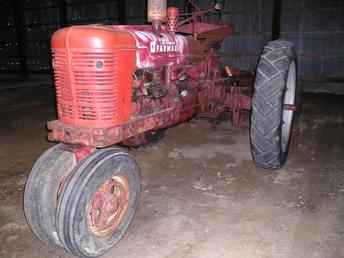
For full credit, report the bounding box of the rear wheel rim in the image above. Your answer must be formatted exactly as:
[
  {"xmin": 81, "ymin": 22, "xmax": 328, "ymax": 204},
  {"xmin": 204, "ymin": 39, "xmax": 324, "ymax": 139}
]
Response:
[
  {"xmin": 281, "ymin": 61, "xmax": 296, "ymax": 152},
  {"xmin": 87, "ymin": 175, "xmax": 130, "ymax": 237}
]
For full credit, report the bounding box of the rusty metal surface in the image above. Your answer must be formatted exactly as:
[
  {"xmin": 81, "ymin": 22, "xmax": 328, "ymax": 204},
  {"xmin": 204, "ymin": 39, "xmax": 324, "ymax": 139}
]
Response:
[
  {"xmin": 48, "ymin": 2, "xmax": 253, "ymax": 148},
  {"xmin": 48, "ymin": 107, "xmax": 180, "ymax": 147},
  {"xmin": 87, "ymin": 175, "xmax": 130, "ymax": 237},
  {"xmin": 48, "ymin": 61, "xmax": 253, "ymax": 147}
]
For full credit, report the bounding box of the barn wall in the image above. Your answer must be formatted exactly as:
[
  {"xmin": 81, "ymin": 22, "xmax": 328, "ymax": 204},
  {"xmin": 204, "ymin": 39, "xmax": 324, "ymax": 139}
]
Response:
[
  {"xmin": 0, "ymin": 0, "xmax": 127, "ymax": 73},
  {"xmin": 0, "ymin": 0, "xmax": 274, "ymax": 73},
  {"xmin": 0, "ymin": 0, "xmax": 343, "ymax": 94},
  {"xmin": 0, "ymin": 1, "xmax": 21, "ymax": 71},
  {"xmin": 280, "ymin": 0, "xmax": 344, "ymax": 93},
  {"xmin": 219, "ymin": 0, "xmax": 273, "ymax": 72}
]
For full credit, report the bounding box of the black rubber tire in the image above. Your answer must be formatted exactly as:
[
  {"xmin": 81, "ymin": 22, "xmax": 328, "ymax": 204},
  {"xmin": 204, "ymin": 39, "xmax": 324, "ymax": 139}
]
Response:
[
  {"xmin": 250, "ymin": 40, "xmax": 298, "ymax": 169},
  {"xmin": 56, "ymin": 148, "xmax": 141, "ymax": 258},
  {"xmin": 24, "ymin": 144, "xmax": 76, "ymax": 247}
]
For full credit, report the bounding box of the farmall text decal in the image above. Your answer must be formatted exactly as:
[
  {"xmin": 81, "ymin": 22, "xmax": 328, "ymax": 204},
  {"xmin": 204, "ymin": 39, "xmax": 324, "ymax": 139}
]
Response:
[{"xmin": 150, "ymin": 40, "xmax": 177, "ymax": 53}]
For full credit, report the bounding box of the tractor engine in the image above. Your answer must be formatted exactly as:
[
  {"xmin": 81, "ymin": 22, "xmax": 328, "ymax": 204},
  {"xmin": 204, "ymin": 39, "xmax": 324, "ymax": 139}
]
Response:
[{"xmin": 48, "ymin": 8, "xmax": 250, "ymax": 148}]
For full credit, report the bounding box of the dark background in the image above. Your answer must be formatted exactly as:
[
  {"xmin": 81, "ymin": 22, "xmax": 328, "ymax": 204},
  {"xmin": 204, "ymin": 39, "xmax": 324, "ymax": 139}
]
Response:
[{"xmin": 0, "ymin": 0, "xmax": 343, "ymax": 93}]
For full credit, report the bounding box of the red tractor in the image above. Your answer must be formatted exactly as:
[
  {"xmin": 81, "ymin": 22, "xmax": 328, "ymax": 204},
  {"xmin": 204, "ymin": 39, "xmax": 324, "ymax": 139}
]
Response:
[{"xmin": 24, "ymin": 1, "xmax": 298, "ymax": 257}]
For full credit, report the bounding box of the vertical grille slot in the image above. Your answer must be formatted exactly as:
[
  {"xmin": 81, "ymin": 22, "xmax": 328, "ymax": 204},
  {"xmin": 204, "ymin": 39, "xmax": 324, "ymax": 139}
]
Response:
[
  {"xmin": 52, "ymin": 49, "xmax": 119, "ymax": 127},
  {"xmin": 52, "ymin": 49, "xmax": 74, "ymax": 119}
]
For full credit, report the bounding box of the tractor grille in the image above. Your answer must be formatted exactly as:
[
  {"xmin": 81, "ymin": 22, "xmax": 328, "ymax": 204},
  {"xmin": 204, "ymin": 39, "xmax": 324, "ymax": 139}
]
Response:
[{"xmin": 52, "ymin": 49, "xmax": 119, "ymax": 128}]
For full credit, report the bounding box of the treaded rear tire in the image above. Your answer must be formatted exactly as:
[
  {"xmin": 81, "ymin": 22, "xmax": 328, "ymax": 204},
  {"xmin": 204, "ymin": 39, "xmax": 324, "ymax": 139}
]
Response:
[{"xmin": 250, "ymin": 40, "xmax": 298, "ymax": 169}]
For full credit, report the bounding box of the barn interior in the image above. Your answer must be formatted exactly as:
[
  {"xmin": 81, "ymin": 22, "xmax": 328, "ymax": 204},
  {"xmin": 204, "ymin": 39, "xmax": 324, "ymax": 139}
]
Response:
[{"xmin": 0, "ymin": 1, "xmax": 343, "ymax": 258}]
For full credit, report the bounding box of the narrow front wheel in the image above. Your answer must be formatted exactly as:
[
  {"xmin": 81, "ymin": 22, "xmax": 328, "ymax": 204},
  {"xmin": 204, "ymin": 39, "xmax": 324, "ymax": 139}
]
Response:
[
  {"xmin": 24, "ymin": 144, "xmax": 76, "ymax": 247},
  {"xmin": 56, "ymin": 148, "xmax": 141, "ymax": 258}
]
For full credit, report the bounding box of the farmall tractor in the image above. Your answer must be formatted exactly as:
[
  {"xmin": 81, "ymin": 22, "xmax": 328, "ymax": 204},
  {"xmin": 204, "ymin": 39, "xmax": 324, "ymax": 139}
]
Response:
[{"xmin": 24, "ymin": 0, "xmax": 298, "ymax": 257}]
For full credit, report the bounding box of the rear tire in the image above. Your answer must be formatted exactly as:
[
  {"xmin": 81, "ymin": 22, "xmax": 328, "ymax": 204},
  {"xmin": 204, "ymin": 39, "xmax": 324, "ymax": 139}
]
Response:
[
  {"xmin": 24, "ymin": 144, "xmax": 76, "ymax": 247},
  {"xmin": 56, "ymin": 148, "xmax": 140, "ymax": 258},
  {"xmin": 250, "ymin": 40, "xmax": 298, "ymax": 169}
]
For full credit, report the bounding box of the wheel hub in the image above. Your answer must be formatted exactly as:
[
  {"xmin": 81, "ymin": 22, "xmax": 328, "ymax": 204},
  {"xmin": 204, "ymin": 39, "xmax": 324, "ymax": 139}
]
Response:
[
  {"xmin": 281, "ymin": 61, "xmax": 296, "ymax": 152},
  {"xmin": 87, "ymin": 176, "xmax": 130, "ymax": 237}
]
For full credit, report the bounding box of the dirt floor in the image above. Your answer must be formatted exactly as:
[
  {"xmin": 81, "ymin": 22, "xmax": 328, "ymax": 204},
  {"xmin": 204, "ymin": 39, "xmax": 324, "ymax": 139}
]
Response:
[{"xmin": 0, "ymin": 85, "xmax": 344, "ymax": 258}]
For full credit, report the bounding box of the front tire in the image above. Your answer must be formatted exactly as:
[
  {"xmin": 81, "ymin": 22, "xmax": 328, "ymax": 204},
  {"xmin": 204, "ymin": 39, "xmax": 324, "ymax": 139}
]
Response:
[
  {"xmin": 250, "ymin": 40, "xmax": 298, "ymax": 169},
  {"xmin": 24, "ymin": 144, "xmax": 76, "ymax": 247},
  {"xmin": 56, "ymin": 148, "xmax": 141, "ymax": 258}
]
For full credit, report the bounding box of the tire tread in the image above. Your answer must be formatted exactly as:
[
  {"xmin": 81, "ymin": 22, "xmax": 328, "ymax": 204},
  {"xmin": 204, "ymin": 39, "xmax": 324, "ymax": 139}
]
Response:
[{"xmin": 250, "ymin": 40, "xmax": 297, "ymax": 169}]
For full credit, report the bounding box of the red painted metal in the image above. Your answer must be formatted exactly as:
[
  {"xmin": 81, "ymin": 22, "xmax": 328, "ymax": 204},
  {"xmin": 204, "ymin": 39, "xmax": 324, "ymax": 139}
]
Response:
[
  {"xmin": 48, "ymin": 107, "xmax": 179, "ymax": 147},
  {"xmin": 48, "ymin": 4, "xmax": 252, "ymax": 148},
  {"xmin": 283, "ymin": 104, "xmax": 296, "ymax": 111},
  {"xmin": 52, "ymin": 26, "xmax": 136, "ymax": 128},
  {"xmin": 73, "ymin": 146, "xmax": 94, "ymax": 162},
  {"xmin": 114, "ymin": 26, "xmax": 188, "ymax": 68},
  {"xmin": 226, "ymin": 86, "xmax": 252, "ymax": 127},
  {"xmin": 167, "ymin": 7, "xmax": 179, "ymax": 32},
  {"xmin": 178, "ymin": 22, "xmax": 233, "ymax": 39},
  {"xmin": 87, "ymin": 176, "xmax": 130, "ymax": 237}
]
